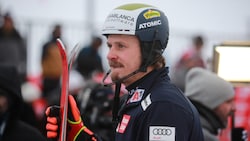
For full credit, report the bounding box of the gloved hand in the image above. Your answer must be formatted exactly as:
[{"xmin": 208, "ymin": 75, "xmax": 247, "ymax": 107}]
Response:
[
  {"xmin": 46, "ymin": 95, "xmax": 102, "ymax": 141},
  {"xmin": 46, "ymin": 105, "xmax": 60, "ymax": 139}
]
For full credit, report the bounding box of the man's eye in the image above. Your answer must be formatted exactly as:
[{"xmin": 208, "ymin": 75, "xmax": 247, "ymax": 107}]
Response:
[
  {"xmin": 106, "ymin": 43, "xmax": 112, "ymax": 49},
  {"xmin": 118, "ymin": 44, "xmax": 125, "ymax": 48}
]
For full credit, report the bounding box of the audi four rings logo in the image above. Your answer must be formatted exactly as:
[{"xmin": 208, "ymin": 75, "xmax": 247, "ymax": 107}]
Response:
[{"xmin": 153, "ymin": 128, "xmax": 172, "ymax": 135}]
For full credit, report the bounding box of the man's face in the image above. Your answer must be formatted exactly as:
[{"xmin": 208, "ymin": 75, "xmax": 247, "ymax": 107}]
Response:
[
  {"xmin": 106, "ymin": 34, "xmax": 142, "ymax": 86},
  {"xmin": 214, "ymin": 98, "xmax": 235, "ymax": 125}
]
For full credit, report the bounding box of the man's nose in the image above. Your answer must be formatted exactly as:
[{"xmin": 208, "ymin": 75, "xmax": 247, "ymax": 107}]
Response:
[
  {"xmin": 231, "ymin": 101, "xmax": 236, "ymax": 112},
  {"xmin": 107, "ymin": 48, "xmax": 118, "ymax": 61}
]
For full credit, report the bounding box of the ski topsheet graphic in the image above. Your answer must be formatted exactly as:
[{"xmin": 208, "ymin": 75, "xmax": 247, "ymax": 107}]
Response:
[{"xmin": 56, "ymin": 39, "xmax": 80, "ymax": 141}]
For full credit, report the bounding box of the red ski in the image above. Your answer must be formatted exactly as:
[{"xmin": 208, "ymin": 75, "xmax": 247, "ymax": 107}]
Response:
[{"xmin": 56, "ymin": 39, "xmax": 80, "ymax": 141}]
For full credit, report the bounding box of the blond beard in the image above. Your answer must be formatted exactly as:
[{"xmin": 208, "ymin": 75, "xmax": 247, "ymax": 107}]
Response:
[{"xmin": 110, "ymin": 71, "xmax": 120, "ymax": 82}]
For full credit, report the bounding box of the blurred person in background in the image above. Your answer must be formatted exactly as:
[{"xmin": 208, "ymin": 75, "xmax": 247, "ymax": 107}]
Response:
[
  {"xmin": 73, "ymin": 36, "xmax": 114, "ymax": 140},
  {"xmin": 0, "ymin": 12, "xmax": 27, "ymax": 83},
  {"xmin": 219, "ymin": 86, "xmax": 250, "ymax": 141},
  {"xmin": 76, "ymin": 36, "xmax": 104, "ymax": 79},
  {"xmin": 184, "ymin": 67, "xmax": 236, "ymax": 141},
  {"xmin": 39, "ymin": 24, "xmax": 66, "ymax": 136},
  {"xmin": 75, "ymin": 76, "xmax": 114, "ymax": 141},
  {"xmin": 0, "ymin": 65, "xmax": 47, "ymax": 141},
  {"xmin": 172, "ymin": 35, "xmax": 206, "ymax": 91},
  {"xmin": 41, "ymin": 24, "xmax": 63, "ymax": 98}
]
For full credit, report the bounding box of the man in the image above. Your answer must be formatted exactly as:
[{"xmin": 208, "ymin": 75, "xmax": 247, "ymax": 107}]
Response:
[
  {"xmin": 46, "ymin": 3, "xmax": 204, "ymax": 141},
  {"xmin": 0, "ymin": 65, "xmax": 47, "ymax": 141},
  {"xmin": 172, "ymin": 35, "xmax": 206, "ymax": 91},
  {"xmin": 0, "ymin": 13, "xmax": 27, "ymax": 83},
  {"xmin": 76, "ymin": 36, "xmax": 104, "ymax": 79},
  {"xmin": 41, "ymin": 24, "xmax": 63, "ymax": 97},
  {"xmin": 184, "ymin": 67, "xmax": 235, "ymax": 141}
]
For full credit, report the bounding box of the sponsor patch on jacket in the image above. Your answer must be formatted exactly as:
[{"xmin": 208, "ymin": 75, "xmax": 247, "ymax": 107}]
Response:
[
  {"xmin": 141, "ymin": 93, "xmax": 152, "ymax": 111},
  {"xmin": 149, "ymin": 126, "xmax": 175, "ymax": 141},
  {"xmin": 128, "ymin": 89, "xmax": 144, "ymax": 103},
  {"xmin": 116, "ymin": 114, "xmax": 131, "ymax": 133}
]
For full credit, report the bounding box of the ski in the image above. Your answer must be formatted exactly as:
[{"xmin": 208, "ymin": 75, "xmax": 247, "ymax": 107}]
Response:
[{"xmin": 56, "ymin": 39, "xmax": 80, "ymax": 141}]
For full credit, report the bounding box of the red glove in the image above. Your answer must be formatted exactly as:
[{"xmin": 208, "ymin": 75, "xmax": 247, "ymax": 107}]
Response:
[
  {"xmin": 46, "ymin": 105, "xmax": 60, "ymax": 139},
  {"xmin": 45, "ymin": 95, "xmax": 101, "ymax": 141}
]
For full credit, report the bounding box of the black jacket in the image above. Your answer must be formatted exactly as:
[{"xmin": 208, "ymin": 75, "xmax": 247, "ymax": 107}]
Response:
[
  {"xmin": 115, "ymin": 67, "xmax": 204, "ymax": 141},
  {"xmin": 1, "ymin": 120, "xmax": 47, "ymax": 141},
  {"xmin": 0, "ymin": 65, "xmax": 47, "ymax": 141}
]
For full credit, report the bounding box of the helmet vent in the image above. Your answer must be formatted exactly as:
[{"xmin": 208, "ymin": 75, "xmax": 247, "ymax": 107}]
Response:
[{"xmin": 117, "ymin": 29, "xmax": 131, "ymax": 32}]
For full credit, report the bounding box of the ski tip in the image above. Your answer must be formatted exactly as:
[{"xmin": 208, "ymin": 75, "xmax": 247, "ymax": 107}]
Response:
[
  {"xmin": 56, "ymin": 38, "xmax": 63, "ymax": 44},
  {"xmin": 56, "ymin": 38, "xmax": 66, "ymax": 51},
  {"xmin": 72, "ymin": 43, "xmax": 81, "ymax": 52}
]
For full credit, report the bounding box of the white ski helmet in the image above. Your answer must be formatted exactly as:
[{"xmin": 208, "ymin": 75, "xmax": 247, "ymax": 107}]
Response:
[{"xmin": 102, "ymin": 3, "xmax": 169, "ymax": 70}]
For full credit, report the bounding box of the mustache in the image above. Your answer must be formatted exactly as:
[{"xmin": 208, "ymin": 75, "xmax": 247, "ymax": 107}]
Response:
[{"xmin": 109, "ymin": 61, "xmax": 123, "ymax": 68}]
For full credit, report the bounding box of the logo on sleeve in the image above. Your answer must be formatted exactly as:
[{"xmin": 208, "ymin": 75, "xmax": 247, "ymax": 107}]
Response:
[
  {"xmin": 116, "ymin": 114, "xmax": 131, "ymax": 133},
  {"xmin": 128, "ymin": 89, "xmax": 144, "ymax": 103},
  {"xmin": 141, "ymin": 93, "xmax": 152, "ymax": 111},
  {"xmin": 149, "ymin": 126, "xmax": 175, "ymax": 141}
]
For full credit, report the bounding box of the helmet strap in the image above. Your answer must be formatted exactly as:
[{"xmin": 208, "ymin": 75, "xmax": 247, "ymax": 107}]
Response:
[
  {"xmin": 140, "ymin": 29, "xmax": 159, "ymax": 72},
  {"xmin": 112, "ymin": 82, "xmax": 121, "ymax": 124},
  {"xmin": 102, "ymin": 69, "xmax": 141, "ymax": 87}
]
